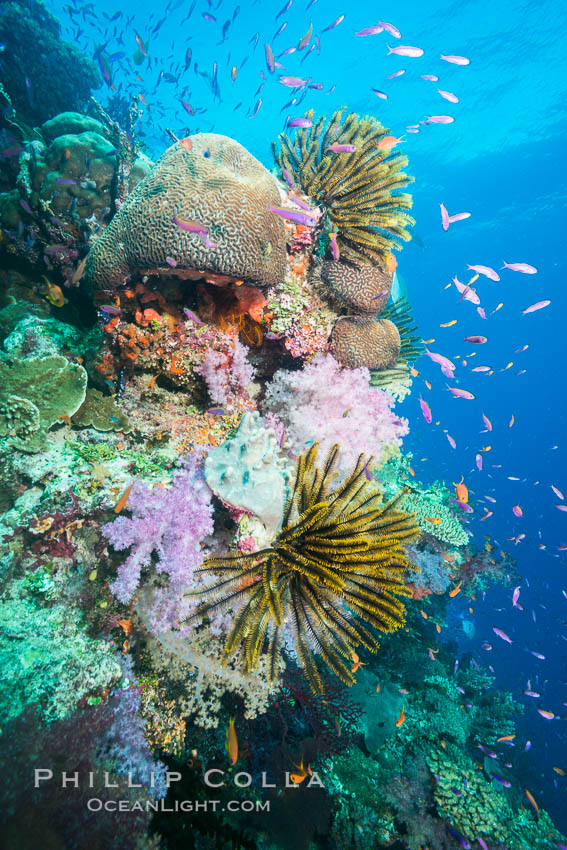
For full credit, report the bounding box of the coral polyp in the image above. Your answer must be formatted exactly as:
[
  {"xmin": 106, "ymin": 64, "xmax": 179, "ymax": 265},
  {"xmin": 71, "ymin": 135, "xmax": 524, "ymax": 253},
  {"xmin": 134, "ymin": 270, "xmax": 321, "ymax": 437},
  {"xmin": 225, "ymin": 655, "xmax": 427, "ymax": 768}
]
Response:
[{"xmin": 185, "ymin": 443, "xmax": 419, "ymax": 694}]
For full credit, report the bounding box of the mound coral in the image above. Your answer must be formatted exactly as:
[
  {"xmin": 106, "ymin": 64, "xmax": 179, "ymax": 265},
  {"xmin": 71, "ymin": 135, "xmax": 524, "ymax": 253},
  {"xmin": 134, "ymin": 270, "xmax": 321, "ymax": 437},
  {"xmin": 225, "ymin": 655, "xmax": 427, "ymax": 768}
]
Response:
[
  {"xmin": 321, "ymin": 255, "xmax": 393, "ymax": 314},
  {"xmin": 85, "ymin": 134, "xmax": 287, "ymax": 291},
  {"xmin": 404, "ymin": 487, "xmax": 469, "ymax": 547},
  {"xmin": 102, "ymin": 453, "xmax": 214, "ymax": 604},
  {"xmin": 186, "ymin": 443, "xmax": 419, "ymax": 694},
  {"xmin": 272, "ymin": 107, "xmax": 414, "ymax": 265},
  {"xmin": 262, "ymin": 353, "xmax": 409, "ymax": 473},
  {"xmin": 330, "ymin": 315, "xmax": 401, "ymax": 370}
]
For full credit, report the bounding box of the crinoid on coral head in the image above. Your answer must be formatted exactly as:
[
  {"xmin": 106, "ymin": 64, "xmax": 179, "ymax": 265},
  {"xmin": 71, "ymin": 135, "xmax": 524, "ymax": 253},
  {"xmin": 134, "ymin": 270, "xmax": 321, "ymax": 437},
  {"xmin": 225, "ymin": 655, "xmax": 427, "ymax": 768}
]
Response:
[
  {"xmin": 85, "ymin": 134, "xmax": 287, "ymax": 292},
  {"xmin": 272, "ymin": 107, "xmax": 415, "ymax": 266},
  {"xmin": 331, "ymin": 316, "xmax": 401, "ymax": 370},
  {"xmin": 184, "ymin": 443, "xmax": 419, "ymax": 694}
]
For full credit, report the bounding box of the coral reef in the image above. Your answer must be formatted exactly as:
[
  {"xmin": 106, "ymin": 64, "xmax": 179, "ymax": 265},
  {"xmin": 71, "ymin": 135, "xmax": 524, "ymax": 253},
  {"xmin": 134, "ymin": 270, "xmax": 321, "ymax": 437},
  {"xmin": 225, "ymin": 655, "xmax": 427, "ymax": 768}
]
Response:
[
  {"xmin": 404, "ymin": 483, "xmax": 470, "ymax": 546},
  {"xmin": 102, "ymin": 452, "xmax": 214, "ymax": 603},
  {"xmin": 0, "ymin": 0, "xmax": 101, "ymax": 127},
  {"xmin": 205, "ymin": 411, "xmax": 293, "ymax": 542},
  {"xmin": 85, "ymin": 134, "xmax": 287, "ymax": 291},
  {"xmin": 263, "ymin": 353, "xmax": 408, "ymax": 472},
  {"xmin": 71, "ymin": 387, "xmax": 132, "ymax": 433},
  {"xmin": 188, "ymin": 443, "xmax": 419, "ymax": 693},
  {"xmin": 272, "ymin": 107, "xmax": 414, "ymax": 265},
  {"xmin": 0, "ymin": 353, "xmax": 87, "ymax": 451},
  {"xmin": 330, "ymin": 315, "xmax": 401, "ymax": 370}
]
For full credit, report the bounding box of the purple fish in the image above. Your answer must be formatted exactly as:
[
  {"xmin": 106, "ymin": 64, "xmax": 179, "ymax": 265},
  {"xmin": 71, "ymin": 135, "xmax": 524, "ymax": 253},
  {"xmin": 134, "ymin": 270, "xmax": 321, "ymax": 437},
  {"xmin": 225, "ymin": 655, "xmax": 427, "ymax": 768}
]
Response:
[
  {"xmin": 173, "ymin": 215, "xmax": 208, "ymax": 234},
  {"xmin": 388, "ymin": 44, "xmax": 423, "ymax": 57},
  {"xmin": 493, "ymin": 627, "xmax": 512, "ymax": 644},
  {"xmin": 378, "ymin": 21, "xmax": 401, "ymax": 38},
  {"xmin": 425, "ymin": 349, "xmax": 455, "ymax": 377},
  {"xmin": 249, "ymin": 98, "xmax": 263, "ymax": 119},
  {"xmin": 464, "ymin": 335, "xmax": 487, "ymax": 344},
  {"xmin": 180, "ymin": 98, "xmax": 194, "ymax": 116},
  {"xmin": 490, "ymin": 774, "xmax": 511, "ymax": 788},
  {"xmin": 322, "ymin": 14, "xmax": 344, "ymax": 32},
  {"xmin": 56, "ymin": 178, "xmax": 77, "ymax": 185},
  {"xmin": 19, "ymin": 199, "xmax": 33, "ymax": 215},
  {"xmin": 419, "ymin": 396, "xmax": 432, "ymax": 424},
  {"xmin": 385, "ymin": 69, "xmax": 405, "ymax": 79},
  {"xmin": 265, "ymin": 42, "xmax": 275, "ymax": 73},
  {"xmin": 372, "ymin": 89, "xmax": 388, "ymax": 99},
  {"xmin": 270, "ymin": 207, "xmax": 316, "ymax": 226},
  {"xmin": 100, "ymin": 305, "xmax": 121, "ymax": 315},
  {"xmin": 425, "ymin": 114, "xmax": 454, "ymax": 124},
  {"xmin": 275, "ymin": 0, "xmax": 292, "ymax": 18},
  {"xmin": 281, "ymin": 168, "xmax": 294, "ymax": 188},
  {"xmin": 183, "ymin": 307, "xmax": 204, "ymax": 326},
  {"xmin": 421, "ymin": 74, "xmax": 439, "ymax": 81},
  {"xmin": 447, "ymin": 386, "xmax": 475, "ymax": 400},
  {"xmin": 288, "ymin": 117, "xmax": 313, "ymax": 128},
  {"xmin": 355, "ymin": 24, "xmax": 384, "ymax": 36}
]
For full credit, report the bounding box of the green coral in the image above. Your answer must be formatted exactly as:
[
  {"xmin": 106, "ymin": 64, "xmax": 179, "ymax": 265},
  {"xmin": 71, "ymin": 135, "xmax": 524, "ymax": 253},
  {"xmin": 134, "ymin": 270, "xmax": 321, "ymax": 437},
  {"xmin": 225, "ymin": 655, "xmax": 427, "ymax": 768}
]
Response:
[
  {"xmin": 0, "ymin": 354, "xmax": 87, "ymax": 452},
  {"xmin": 71, "ymin": 387, "xmax": 132, "ymax": 433},
  {"xmin": 0, "ymin": 578, "xmax": 121, "ymax": 724},
  {"xmin": 404, "ymin": 487, "xmax": 469, "ymax": 546},
  {"xmin": 426, "ymin": 745, "xmax": 565, "ymax": 849}
]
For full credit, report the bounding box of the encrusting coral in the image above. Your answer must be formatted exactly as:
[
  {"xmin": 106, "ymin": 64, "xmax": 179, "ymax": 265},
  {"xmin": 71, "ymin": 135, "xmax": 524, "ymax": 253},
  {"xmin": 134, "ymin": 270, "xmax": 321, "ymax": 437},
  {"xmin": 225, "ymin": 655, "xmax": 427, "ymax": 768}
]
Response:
[
  {"xmin": 85, "ymin": 133, "xmax": 287, "ymax": 292},
  {"xmin": 185, "ymin": 443, "xmax": 419, "ymax": 694},
  {"xmin": 272, "ymin": 107, "xmax": 414, "ymax": 265}
]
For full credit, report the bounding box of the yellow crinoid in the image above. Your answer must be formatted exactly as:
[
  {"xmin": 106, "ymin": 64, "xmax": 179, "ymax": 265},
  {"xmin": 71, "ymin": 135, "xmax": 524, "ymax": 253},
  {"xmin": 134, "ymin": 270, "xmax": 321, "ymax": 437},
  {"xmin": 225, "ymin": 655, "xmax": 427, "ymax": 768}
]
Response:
[{"xmin": 185, "ymin": 443, "xmax": 419, "ymax": 694}]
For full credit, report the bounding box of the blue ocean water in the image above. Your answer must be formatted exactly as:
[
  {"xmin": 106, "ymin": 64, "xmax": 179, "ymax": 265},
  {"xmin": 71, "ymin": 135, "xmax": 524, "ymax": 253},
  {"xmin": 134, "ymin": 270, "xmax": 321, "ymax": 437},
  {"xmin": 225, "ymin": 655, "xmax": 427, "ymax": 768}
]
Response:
[{"xmin": 41, "ymin": 0, "xmax": 567, "ymax": 835}]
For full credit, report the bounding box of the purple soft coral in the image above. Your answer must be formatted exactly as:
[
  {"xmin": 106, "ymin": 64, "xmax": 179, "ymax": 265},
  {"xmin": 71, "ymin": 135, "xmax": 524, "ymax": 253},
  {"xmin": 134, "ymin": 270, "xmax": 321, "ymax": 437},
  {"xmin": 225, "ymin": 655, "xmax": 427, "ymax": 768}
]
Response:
[
  {"xmin": 263, "ymin": 353, "xmax": 409, "ymax": 472},
  {"xmin": 195, "ymin": 336, "xmax": 254, "ymax": 404},
  {"xmin": 102, "ymin": 453, "xmax": 214, "ymax": 604}
]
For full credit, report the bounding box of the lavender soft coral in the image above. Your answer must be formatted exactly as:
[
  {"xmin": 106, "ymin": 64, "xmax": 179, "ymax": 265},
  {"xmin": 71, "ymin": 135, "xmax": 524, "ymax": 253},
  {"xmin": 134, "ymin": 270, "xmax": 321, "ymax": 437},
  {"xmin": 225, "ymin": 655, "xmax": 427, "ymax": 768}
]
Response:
[
  {"xmin": 102, "ymin": 453, "xmax": 214, "ymax": 603},
  {"xmin": 262, "ymin": 353, "xmax": 409, "ymax": 472}
]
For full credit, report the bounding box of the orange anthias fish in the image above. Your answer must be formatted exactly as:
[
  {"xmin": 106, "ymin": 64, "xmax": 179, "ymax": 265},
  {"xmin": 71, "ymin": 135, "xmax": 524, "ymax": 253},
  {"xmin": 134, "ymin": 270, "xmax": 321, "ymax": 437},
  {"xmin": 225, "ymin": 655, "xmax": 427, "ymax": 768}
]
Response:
[
  {"xmin": 179, "ymin": 137, "xmax": 193, "ymax": 151},
  {"xmin": 290, "ymin": 759, "xmax": 312, "ymax": 784},
  {"xmin": 449, "ymin": 581, "xmax": 462, "ymax": 597},
  {"xmin": 496, "ymin": 734, "xmax": 515, "ymax": 742},
  {"xmin": 425, "ymin": 517, "xmax": 441, "ymax": 525},
  {"xmin": 396, "ymin": 705, "xmax": 406, "ymax": 727},
  {"xmin": 524, "ymin": 788, "xmax": 539, "ymax": 819},
  {"xmin": 377, "ymin": 134, "xmax": 405, "ymax": 152},
  {"xmin": 387, "ymin": 253, "xmax": 397, "ymax": 275},
  {"xmin": 225, "ymin": 718, "xmax": 238, "ymax": 766},
  {"xmin": 553, "ymin": 767, "xmax": 565, "ymax": 776},
  {"xmin": 115, "ymin": 482, "xmax": 135, "ymax": 514},
  {"xmin": 454, "ymin": 477, "xmax": 468, "ymax": 503}
]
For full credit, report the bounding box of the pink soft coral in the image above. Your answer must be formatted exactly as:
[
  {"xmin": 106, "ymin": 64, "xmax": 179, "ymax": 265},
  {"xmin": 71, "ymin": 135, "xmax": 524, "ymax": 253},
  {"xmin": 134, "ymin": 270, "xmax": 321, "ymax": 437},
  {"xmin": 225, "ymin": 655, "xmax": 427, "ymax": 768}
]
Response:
[
  {"xmin": 262, "ymin": 353, "xmax": 408, "ymax": 472},
  {"xmin": 195, "ymin": 336, "xmax": 255, "ymax": 404},
  {"xmin": 102, "ymin": 453, "xmax": 214, "ymax": 604}
]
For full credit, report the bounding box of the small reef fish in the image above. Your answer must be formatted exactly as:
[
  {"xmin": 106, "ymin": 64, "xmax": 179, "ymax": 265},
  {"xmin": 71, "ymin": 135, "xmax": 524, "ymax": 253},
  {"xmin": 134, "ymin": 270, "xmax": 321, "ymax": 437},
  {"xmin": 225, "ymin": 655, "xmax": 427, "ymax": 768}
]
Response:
[
  {"xmin": 388, "ymin": 45, "xmax": 424, "ymax": 57},
  {"xmin": 421, "ymin": 74, "xmax": 439, "ymax": 80},
  {"xmin": 288, "ymin": 117, "xmax": 313, "ymax": 128},
  {"xmin": 512, "ymin": 505, "xmax": 523, "ymax": 517},
  {"xmin": 71, "ymin": 255, "xmax": 88, "ymax": 286},
  {"xmin": 425, "ymin": 349, "xmax": 455, "ymax": 377},
  {"xmin": 447, "ymin": 433, "xmax": 456, "ymax": 449},
  {"xmin": 464, "ymin": 335, "xmax": 487, "ymax": 344},
  {"xmin": 449, "ymin": 582, "xmax": 462, "ymax": 597},
  {"xmin": 321, "ymin": 14, "xmax": 344, "ymax": 32},
  {"xmin": 225, "ymin": 718, "xmax": 238, "ymax": 765},
  {"xmin": 425, "ymin": 517, "xmax": 442, "ymax": 524},
  {"xmin": 523, "ymin": 300, "xmax": 550, "ymax": 314},
  {"xmin": 454, "ymin": 477, "xmax": 468, "ymax": 503},
  {"xmin": 115, "ymin": 482, "xmax": 135, "ymax": 514},
  {"xmin": 440, "ymin": 319, "xmax": 457, "ymax": 327},
  {"xmin": 377, "ymin": 135, "xmax": 405, "ymax": 151},
  {"xmin": 512, "ymin": 586, "xmax": 521, "ymax": 607},
  {"xmin": 438, "ymin": 89, "xmax": 459, "ymax": 103},
  {"xmin": 447, "ymin": 386, "xmax": 475, "ymax": 400},
  {"xmin": 482, "ymin": 414, "xmax": 492, "ymax": 431},
  {"xmin": 327, "ymin": 143, "xmax": 356, "ymax": 153},
  {"xmin": 395, "ymin": 705, "xmax": 406, "ymax": 726},
  {"xmin": 387, "ymin": 253, "xmax": 397, "ymax": 274},
  {"xmin": 493, "ymin": 627, "xmax": 512, "ymax": 644},
  {"xmin": 467, "ymin": 264, "xmax": 500, "ymax": 281},
  {"xmin": 452, "ymin": 276, "xmax": 480, "ymax": 304},
  {"xmin": 385, "ymin": 69, "xmax": 406, "ymax": 79},
  {"xmin": 329, "ymin": 232, "xmax": 339, "ymax": 260},
  {"xmin": 372, "ymin": 89, "xmax": 388, "ymax": 99},
  {"xmin": 179, "ymin": 138, "xmax": 193, "ymax": 151},
  {"xmin": 289, "ymin": 759, "xmax": 312, "ymax": 784},
  {"xmin": 270, "ymin": 207, "xmax": 316, "ymax": 226},
  {"xmin": 379, "ymin": 21, "xmax": 402, "ymax": 38},
  {"xmin": 524, "ymin": 789, "xmax": 540, "ymax": 819},
  {"xmin": 355, "ymin": 24, "xmax": 385, "ymax": 37},
  {"xmin": 501, "ymin": 261, "xmax": 537, "ymax": 274},
  {"xmin": 424, "ymin": 115, "xmax": 454, "ymax": 124},
  {"xmin": 173, "ymin": 215, "xmax": 208, "ymax": 234},
  {"xmin": 41, "ymin": 276, "xmax": 66, "ymax": 307},
  {"xmin": 440, "ymin": 54, "xmax": 470, "ymax": 65},
  {"xmin": 552, "ymin": 485, "xmax": 564, "ymax": 500},
  {"xmin": 419, "ymin": 396, "xmax": 432, "ymax": 423}
]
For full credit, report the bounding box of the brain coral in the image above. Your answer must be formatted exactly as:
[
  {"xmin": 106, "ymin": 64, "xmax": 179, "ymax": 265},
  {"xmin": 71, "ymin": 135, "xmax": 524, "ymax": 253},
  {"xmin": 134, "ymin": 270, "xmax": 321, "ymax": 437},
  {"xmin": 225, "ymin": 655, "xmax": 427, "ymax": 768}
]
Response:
[
  {"xmin": 330, "ymin": 316, "xmax": 401, "ymax": 370},
  {"xmin": 322, "ymin": 257, "xmax": 393, "ymax": 314},
  {"xmin": 85, "ymin": 134, "xmax": 287, "ymax": 291}
]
